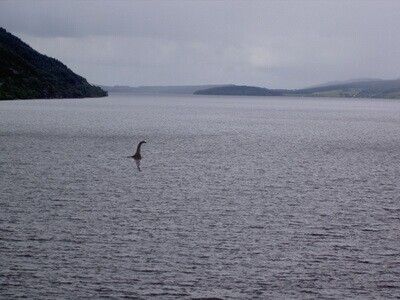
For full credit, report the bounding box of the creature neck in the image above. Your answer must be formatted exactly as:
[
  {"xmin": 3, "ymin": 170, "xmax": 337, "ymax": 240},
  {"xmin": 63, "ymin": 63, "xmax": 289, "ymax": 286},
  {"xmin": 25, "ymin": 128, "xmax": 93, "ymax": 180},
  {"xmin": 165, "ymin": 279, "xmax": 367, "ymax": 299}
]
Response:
[{"xmin": 135, "ymin": 142, "xmax": 144, "ymax": 156}]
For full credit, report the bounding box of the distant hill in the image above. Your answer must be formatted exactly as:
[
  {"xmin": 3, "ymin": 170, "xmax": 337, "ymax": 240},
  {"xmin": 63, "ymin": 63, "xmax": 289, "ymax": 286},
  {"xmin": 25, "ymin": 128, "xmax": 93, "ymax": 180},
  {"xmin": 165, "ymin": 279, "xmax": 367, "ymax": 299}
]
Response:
[
  {"xmin": 289, "ymin": 79, "xmax": 400, "ymax": 99},
  {"xmin": 194, "ymin": 85, "xmax": 283, "ymax": 96},
  {"xmin": 305, "ymin": 78, "xmax": 383, "ymax": 89},
  {"xmin": 193, "ymin": 79, "xmax": 400, "ymax": 99},
  {"xmin": 0, "ymin": 27, "xmax": 107, "ymax": 100},
  {"xmin": 101, "ymin": 84, "xmax": 226, "ymax": 95}
]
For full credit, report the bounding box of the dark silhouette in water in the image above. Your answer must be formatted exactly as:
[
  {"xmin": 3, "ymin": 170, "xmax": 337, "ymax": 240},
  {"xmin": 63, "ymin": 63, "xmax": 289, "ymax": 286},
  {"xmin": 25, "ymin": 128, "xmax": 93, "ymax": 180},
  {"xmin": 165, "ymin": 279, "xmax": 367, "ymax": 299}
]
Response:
[{"xmin": 129, "ymin": 141, "xmax": 146, "ymax": 171}]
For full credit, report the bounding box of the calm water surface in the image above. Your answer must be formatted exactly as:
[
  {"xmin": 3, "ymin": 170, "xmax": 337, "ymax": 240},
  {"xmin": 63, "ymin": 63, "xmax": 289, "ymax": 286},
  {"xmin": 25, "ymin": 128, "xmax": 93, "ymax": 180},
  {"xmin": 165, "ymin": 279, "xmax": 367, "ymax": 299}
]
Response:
[{"xmin": 1, "ymin": 95, "xmax": 400, "ymax": 299}]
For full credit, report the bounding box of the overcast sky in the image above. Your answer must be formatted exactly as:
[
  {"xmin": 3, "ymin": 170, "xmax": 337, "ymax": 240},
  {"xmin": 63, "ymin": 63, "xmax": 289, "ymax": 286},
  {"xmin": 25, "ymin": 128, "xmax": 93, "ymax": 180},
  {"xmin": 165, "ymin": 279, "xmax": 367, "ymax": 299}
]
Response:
[{"xmin": 1, "ymin": 0, "xmax": 400, "ymax": 88}]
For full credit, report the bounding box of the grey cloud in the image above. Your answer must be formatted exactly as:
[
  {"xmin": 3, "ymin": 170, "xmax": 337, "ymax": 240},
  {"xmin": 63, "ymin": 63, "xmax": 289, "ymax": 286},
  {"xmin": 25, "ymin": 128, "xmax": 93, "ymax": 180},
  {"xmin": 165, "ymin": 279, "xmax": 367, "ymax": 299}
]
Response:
[{"xmin": 1, "ymin": 0, "xmax": 400, "ymax": 88}]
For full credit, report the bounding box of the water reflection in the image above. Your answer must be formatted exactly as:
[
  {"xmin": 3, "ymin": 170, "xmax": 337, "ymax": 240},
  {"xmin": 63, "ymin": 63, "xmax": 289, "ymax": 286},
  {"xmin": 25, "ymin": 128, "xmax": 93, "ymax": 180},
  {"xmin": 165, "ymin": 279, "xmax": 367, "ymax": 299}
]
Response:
[{"xmin": 133, "ymin": 158, "xmax": 141, "ymax": 171}]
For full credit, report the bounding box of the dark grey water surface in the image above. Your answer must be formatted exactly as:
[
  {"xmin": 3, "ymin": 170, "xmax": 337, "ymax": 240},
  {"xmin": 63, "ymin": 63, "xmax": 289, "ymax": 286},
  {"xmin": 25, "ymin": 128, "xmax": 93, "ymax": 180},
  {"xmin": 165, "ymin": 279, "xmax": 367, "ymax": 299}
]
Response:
[{"xmin": 1, "ymin": 95, "xmax": 400, "ymax": 299}]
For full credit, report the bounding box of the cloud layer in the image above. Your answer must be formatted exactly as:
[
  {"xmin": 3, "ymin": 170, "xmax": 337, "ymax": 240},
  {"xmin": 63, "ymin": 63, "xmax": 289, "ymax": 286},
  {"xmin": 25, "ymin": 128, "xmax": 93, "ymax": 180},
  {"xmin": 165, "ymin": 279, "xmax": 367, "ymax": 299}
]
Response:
[{"xmin": 1, "ymin": 0, "xmax": 400, "ymax": 88}]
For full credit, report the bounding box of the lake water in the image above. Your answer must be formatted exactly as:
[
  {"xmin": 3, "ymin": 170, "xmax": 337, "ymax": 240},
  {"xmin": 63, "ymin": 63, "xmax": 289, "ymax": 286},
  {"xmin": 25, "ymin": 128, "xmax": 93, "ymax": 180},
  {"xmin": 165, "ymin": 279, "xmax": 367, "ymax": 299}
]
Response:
[{"xmin": 1, "ymin": 94, "xmax": 400, "ymax": 299}]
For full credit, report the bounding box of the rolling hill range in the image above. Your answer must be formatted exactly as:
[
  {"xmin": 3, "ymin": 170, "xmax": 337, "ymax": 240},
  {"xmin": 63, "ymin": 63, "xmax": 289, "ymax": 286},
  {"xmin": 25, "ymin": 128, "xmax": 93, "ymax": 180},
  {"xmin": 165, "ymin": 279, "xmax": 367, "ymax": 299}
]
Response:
[
  {"xmin": 193, "ymin": 85, "xmax": 283, "ymax": 96},
  {"xmin": 193, "ymin": 79, "xmax": 400, "ymax": 99},
  {"xmin": 289, "ymin": 79, "xmax": 400, "ymax": 99},
  {"xmin": 101, "ymin": 84, "xmax": 226, "ymax": 95}
]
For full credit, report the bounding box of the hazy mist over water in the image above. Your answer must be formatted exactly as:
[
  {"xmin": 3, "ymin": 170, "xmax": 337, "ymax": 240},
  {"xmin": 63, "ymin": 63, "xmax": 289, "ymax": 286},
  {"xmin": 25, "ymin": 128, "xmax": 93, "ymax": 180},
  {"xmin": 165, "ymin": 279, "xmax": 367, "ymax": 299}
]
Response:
[{"xmin": 1, "ymin": 95, "xmax": 400, "ymax": 298}]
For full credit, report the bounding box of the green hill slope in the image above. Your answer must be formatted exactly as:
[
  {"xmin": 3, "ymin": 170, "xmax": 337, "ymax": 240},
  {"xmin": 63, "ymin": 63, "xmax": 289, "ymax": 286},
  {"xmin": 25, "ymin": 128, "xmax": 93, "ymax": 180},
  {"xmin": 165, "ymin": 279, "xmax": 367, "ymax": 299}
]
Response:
[{"xmin": 0, "ymin": 28, "xmax": 107, "ymax": 100}]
